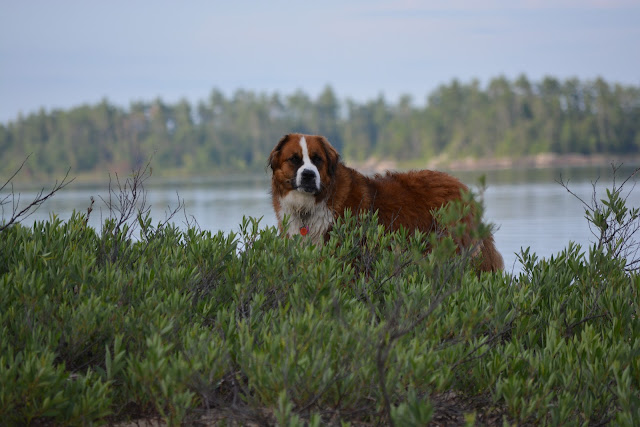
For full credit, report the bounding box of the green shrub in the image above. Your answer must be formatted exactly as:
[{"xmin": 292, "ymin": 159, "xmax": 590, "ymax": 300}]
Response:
[{"xmin": 0, "ymin": 173, "xmax": 639, "ymax": 425}]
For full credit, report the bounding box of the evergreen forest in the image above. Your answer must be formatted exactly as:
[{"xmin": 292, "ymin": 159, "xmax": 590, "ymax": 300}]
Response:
[{"xmin": 2, "ymin": 75, "xmax": 640, "ymax": 180}]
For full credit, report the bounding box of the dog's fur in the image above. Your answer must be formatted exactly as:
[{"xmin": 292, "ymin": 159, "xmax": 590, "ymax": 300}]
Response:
[{"xmin": 269, "ymin": 133, "xmax": 504, "ymax": 272}]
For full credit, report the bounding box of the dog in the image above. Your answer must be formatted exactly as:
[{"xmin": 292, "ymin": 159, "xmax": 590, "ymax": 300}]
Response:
[{"xmin": 269, "ymin": 133, "xmax": 504, "ymax": 272}]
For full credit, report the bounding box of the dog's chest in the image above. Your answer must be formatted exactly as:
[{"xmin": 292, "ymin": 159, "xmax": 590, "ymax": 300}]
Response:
[{"xmin": 277, "ymin": 191, "xmax": 333, "ymax": 244}]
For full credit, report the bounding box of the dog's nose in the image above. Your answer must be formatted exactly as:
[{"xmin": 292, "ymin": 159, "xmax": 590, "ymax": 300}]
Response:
[
  {"xmin": 298, "ymin": 169, "xmax": 319, "ymax": 192},
  {"xmin": 301, "ymin": 169, "xmax": 316, "ymax": 182}
]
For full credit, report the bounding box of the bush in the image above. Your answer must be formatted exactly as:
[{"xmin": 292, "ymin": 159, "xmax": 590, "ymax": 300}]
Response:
[{"xmin": 0, "ymin": 168, "xmax": 639, "ymax": 425}]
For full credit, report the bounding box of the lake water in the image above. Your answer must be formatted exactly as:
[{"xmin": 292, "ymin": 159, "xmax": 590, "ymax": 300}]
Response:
[{"xmin": 5, "ymin": 165, "xmax": 640, "ymax": 274}]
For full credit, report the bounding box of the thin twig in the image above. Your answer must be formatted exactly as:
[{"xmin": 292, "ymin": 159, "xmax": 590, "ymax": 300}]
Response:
[{"xmin": 1, "ymin": 159, "xmax": 74, "ymax": 232}]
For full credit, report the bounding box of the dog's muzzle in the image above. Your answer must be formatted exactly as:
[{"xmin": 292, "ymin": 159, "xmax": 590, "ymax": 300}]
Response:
[{"xmin": 298, "ymin": 169, "xmax": 319, "ymax": 194}]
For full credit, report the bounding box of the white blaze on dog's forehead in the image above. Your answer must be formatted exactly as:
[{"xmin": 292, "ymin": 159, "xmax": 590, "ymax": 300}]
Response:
[
  {"xmin": 295, "ymin": 135, "xmax": 321, "ymax": 191},
  {"xmin": 299, "ymin": 135, "xmax": 309, "ymax": 159}
]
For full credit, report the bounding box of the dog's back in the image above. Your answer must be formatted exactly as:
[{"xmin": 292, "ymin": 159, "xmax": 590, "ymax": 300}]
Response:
[{"xmin": 335, "ymin": 168, "xmax": 504, "ymax": 272}]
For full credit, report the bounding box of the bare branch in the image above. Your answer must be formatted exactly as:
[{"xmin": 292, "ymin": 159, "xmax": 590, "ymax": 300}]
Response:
[
  {"xmin": 1, "ymin": 157, "xmax": 74, "ymax": 232},
  {"xmin": 98, "ymin": 155, "xmax": 154, "ymax": 238}
]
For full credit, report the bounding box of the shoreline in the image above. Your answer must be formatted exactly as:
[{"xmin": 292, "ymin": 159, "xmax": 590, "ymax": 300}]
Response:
[
  {"xmin": 354, "ymin": 153, "xmax": 640, "ymax": 174},
  {"xmin": 7, "ymin": 153, "xmax": 640, "ymax": 188},
  {"xmin": 440, "ymin": 153, "xmax": 640, "ymax": 172}
]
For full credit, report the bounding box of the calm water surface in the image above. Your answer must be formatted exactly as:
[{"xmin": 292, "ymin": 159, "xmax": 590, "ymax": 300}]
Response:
[{"xmin": 6, "ymin": 166, "xmax": 640, "ymax": 274}]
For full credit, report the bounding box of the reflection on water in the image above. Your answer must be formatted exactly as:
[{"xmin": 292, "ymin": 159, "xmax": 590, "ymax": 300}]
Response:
[{"xmin": 4, "ymin": 166, "xmax": 640, "ymax": 274}]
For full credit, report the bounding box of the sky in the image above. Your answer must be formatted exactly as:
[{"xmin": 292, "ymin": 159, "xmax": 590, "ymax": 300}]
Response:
[{"xmin": 1, "ymin": 0, "xmax": 639, "ymax": 124}]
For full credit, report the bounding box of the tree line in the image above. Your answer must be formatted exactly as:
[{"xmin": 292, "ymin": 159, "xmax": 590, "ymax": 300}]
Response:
[{"xmin": 2, "ymin": 75, "xmax": 640, "ymax": 180}]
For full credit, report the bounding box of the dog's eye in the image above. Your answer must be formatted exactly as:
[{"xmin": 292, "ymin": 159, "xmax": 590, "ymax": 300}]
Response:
[
  {"xmin": 288, "ymin": 155, "xmax": 302, "ymax": 165},
  {"xmin": 311, "ymin": 154, "xmax": 323, "ymax": 165}
]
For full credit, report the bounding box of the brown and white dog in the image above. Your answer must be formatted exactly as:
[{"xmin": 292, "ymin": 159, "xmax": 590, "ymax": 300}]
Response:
[{"xmin": 269, "ymin": 133, "xmax": 504, "ymax": 272}]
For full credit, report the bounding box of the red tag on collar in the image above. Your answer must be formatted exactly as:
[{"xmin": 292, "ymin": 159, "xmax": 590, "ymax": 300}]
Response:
[{"xmin": 300, "ymin": 226, "xmax": 309, "ymax": 236}]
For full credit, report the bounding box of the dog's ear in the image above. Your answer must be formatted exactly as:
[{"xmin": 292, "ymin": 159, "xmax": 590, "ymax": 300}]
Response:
[
  {"xmin": 320, "ymin": 136, "xmax": 340, "ymax": 177},
  {"xmin": 269, "ymin": 134, "xmax": 290, "ymax": 171}
]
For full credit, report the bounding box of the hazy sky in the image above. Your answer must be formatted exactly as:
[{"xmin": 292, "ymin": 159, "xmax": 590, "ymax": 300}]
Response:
[{"xmin": 1, "ymin": 0, "xmax": 639, "ymax": 123}]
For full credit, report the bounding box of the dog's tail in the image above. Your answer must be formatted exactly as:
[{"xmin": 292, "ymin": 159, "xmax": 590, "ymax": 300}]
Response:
[{"xmin": 478, "ymin": 236, "xmax": 504, "ymax": 272}]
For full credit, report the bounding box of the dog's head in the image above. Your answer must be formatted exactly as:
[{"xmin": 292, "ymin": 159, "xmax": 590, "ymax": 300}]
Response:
[{"xmin": 269, "ymin": 133, "xmax": 340, "ymax": 197}]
